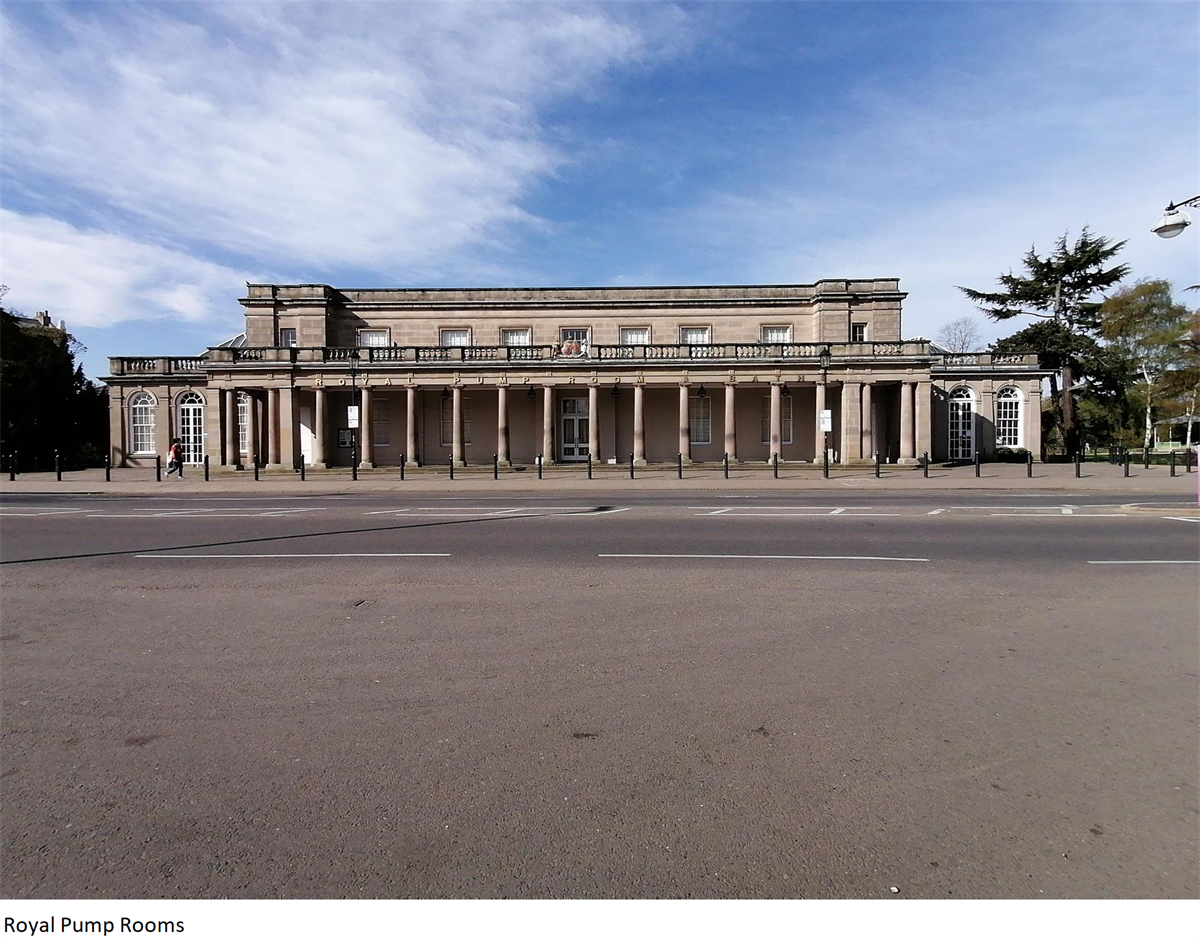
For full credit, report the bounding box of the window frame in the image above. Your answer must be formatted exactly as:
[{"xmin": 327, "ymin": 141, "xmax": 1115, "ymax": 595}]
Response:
[
  {"xmin": 619, "ymin": 326, "xmax": 651, "ymax": 346},
  {"xmin": 850, "ymin": 322, "xmax": 867, "ymax": 343},
  {"xmin": 499, "ymin": 327, "xmax": 532, "ymax": 347},
  {"xmin": 356, "ymin": 328, "xmax": 390, "ymax": 348},
  {"xmin": 760, "ymin": 324, "xmax": 793, "ymax": 343},
  {"xmin": 373, "ymin": 397, "xmax": 391, "ymax": 447},
  {"xmin": 679, "ymin": 325, "xmax": 712, "ymax": 345},
  {"xmin": 439, "ymin": 327, "xmax": 472, "ymax": 348},
  {"xmin": 278, "ymin": 327, "xmax": 298, "ymax": 347},
  {"xmin": 128, "ymin": 391, "xmax": 157, "ymax": 455},
  {"xmin": 440, "ymin": 395, "xmax": 472, "ymax": 446},
  {"xmin": 760, "ymin": 394, "xmax": 794, "ymax": 445},
  {"xmin": 689, "ymin": 394, "xmax": 712, "ymax": 445},
  {"xmin": 995, "ymin": 386, "xmax": 1022, "ymax": 448}
]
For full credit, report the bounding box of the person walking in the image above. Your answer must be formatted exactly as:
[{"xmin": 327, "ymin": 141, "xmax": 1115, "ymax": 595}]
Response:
[{"xmin": 166, "ymin": 437, "xmax": 184, "ymax": 477}]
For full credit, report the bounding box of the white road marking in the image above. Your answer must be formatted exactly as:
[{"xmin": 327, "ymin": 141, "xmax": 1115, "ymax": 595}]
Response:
[
  {"xmin": 1161, "ymin": 516, "xmax": 1200, "ymax": 523},
  {"xmin": 693, "ymin": 511, "xmax": 902, "ymax": 517},
  {"xmin": 0, "ymin": 509, "xmax": 86, "ymax": 516},
  {"xmin": 598, "ymin": 553, "xmax": 928, "ymax": 562},
  {"xmin": 989, "ymin": 513, "xmax": 1129, "ymax": 517},
  {"xmin": 136, "ymin": 553, "xmax": 451, "ymax": 559},
  {"xmin": 1087, "ymin": 560, "xmax": 1199, "ymax": 565},
  {"xmin": 927, "ymin": 509, "xmax": 947, "ymax": 515}
]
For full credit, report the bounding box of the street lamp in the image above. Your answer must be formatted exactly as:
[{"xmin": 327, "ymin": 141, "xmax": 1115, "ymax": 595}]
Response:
[
  {"xmin": 1151, "ymin": 195, "xmax": 1199, "ymax": 238},
  {"xmin": 348, "ymin": 350, "xmax": 360, "ymax": 479},
  {"xmin": 819, "ymin": 347, "xmax": 832, "ymax": 472}
]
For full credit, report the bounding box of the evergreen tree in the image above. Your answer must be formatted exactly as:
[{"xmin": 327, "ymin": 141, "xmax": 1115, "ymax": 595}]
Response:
[{"xmin": 959, "ymin": 229, "xmax": 1129, "ymax": 457}]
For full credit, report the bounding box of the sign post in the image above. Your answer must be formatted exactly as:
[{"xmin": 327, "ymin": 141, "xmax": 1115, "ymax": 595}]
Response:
[{"xmin": 819, "ymin": 409, "xmax": 832, "ymax": 479}]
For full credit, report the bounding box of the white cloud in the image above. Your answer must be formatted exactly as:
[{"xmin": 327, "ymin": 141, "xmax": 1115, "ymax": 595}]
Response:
[
  {"xmin": 0, "ymin": 210, "xmax": 252, "ymax": 330},
  {"xmin": 1, "ymin": 2, "xmax": 689, "ymax": 278}
]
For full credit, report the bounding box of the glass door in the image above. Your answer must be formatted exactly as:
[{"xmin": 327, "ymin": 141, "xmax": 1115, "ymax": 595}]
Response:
[
  {"xmin": 560, "ymin": 397, "xmax": 589, "ymax": 461},
  {"xmin": 948, "ymin": 390, "xmax": 974, "ymax": 460},
  {"xmin": 178, "ymin": 393, "xmax": 205, "ymax": 464}
]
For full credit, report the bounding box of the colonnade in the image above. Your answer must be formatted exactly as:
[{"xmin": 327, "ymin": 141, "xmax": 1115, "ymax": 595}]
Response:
[{"xmin": 216, "ymin": 379, "xmax": 931, "ymax": 469}]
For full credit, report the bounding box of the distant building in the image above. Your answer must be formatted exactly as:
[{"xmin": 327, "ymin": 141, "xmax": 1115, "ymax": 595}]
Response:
[{"xmin": 102, "ymin": 280, "xmax": 1047, "ymax": 468}]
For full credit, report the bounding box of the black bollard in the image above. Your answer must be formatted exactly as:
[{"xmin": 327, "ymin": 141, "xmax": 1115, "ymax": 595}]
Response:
[
  {"xmin": 1026, "ymin": 451, "xmax": 1033, "ymax": 478},
  {"xmin": 399, "ymin": 454, "xmax": 405, "ymax": 481},
  {"xmin": 204, "ymin": 455, "xmax": 210, "ymax": 481},
  {"xmin": 823, "ymin": 445, "xmax": 829, "ymax": 480},
  {"xmin": 178, "ymin": 455, "xmax": 183, "ymax": 479},
  {"xmin": 9, "ymin": 454, "xmax": 15, "ymax": 482},
  {"xmin": 874, "ymin": 451, "xmax": 881, "ymax": 478},
  {"xmin": 588, "ymin": 453, "xmax": 593, "ymax": 480},
  {"xmin": 55, "ymin": 450, "xmax": 61, "ymax": 482},
  {"xmin": 1170, "ymin": 451, "xmax": 1176, "ymax": 477},
  {"xmin": 253, "ymin": 454, "xmax": 260, "ymax": 482},
  {"xmin": 156, "ymin": 454, "xmax": 162, "ymax": 482},
  {"xmin": 537, "ymin": 454, "xmax": 542, "ymax": 480},
  {"xmin": 677, "ymin": 452, "xmax": 683, "ymax": 480},
  {"xmin": 1123, "ymin": 452, "xmax": 1130, "ymax": 477},
  {"xmin": 922, "ymin": 452, "xmax": 929, "ymax": 478},
  {"xmin": 300, "ymin": 459, "xmax": 306, "ymax": 481},
  {"xmin": 629, "ymin": 453, "xmax": 634, "ymax": 480},
  {"xmin": 494, "ymin": 453, "xmax": 499, "ymax": 481},
  {"xmin": 974, "ymin": 451, "xmax": 981, "ymax": 478},
  {"xmin": 773, "ymin": 452, "xmax": 779, "ymax": 479},
  {"xmin": 104, "ymin": 453, "xmax": 110, "ymax": 483},
  {"xmin": 723, "ymin": 452, "xmax": 729, "ymax": 479},
  {"xmin": 449, "ymin": 459, "xmax": 454, "ymax": 480},
  {"xmin": 1074, "ymin": 452, "xmax": 1081, "ymax": 478},
  {"xmin": 352, "ymin": 445, "xmax": 358, "ymax": 481}
]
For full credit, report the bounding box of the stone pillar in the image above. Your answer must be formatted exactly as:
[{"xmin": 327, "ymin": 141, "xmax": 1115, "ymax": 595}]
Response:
[
  {"xmin": 900, "ymin": 381, "xmax": 916, "ymax": 462},
  {"xmin": 861, "ymin": 383, "xmax": 874, "ymax": 460},
  {"xmin": 110, "ymin": 387, "xmax": 126, "ymax": 468},
  {"xmin": 589, "ymin": 385, "xmax": 600, "ymax": 461},
  {"xmin": 1026, "ymin": 382, "xmax": 1042, "ymax": 456},
  {"xmin": 313, "ymin": 386, "xmax": 328, "ymax": 468},
  {"xmin": 841, "ymin": 381, "xmax": 862, "ymax": 463},
  {"xmin": 542, "ymin": 385, "xmax": 554, "ymax": 463},
  {"xmin": 267, "ymin": 387, "xmax": 281, "ymax": 467},
  {"xmin": 247, "ymin": 390, "xmax": 260, "ymax": 468},
  {"xmin": 359, "ymin": 387, "xmax": 374, "ymax": 468},
  {"xmin": 679, "ymin": 384, "xmax": 691, "ymax": 463},
  {"xmin": 724, "ymin": 384, "xmax": 737, "ymax": 460},
  {"xmin": 451, "ymin": 386, "xmax": 464, "ymax": 467},
  {"xmin": 279, "ymin": 387, "xmax": 297, "ymax": 470},
  {"xmin": 769, "ymin": 383, "xmax": 782, "ymax": 462},
  {"xmin": 494, "ymin": 385, "xmax": 510, "ymax": 466},
  {"xmin": 224, "ymin": 388, "xmax": 238, "ymax": 468},
  {"xmin": 915, "ymin": 380, "xmax": 932, "ymax": 460},
  {"xmin": 814, "ymin": 381, "xmax": 827, "ymax": 462},
  {"xmin": 633, "ymin": 384, "xmax": 646, "ymax": 465},
  {"xmin": 406, "ymin": 387, "xmax": 419, "ymax": 466}
]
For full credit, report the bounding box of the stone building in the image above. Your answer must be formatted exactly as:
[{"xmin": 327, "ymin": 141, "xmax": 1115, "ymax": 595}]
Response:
[{"xmin": 102, "ymin": 280, "xmax": 1046, "ymax": 469}]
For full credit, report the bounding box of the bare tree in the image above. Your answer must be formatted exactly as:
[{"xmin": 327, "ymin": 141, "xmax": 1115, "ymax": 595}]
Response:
[{"xmin": 936, "ymin": 316, "xmax": 982, "ymax": 353}]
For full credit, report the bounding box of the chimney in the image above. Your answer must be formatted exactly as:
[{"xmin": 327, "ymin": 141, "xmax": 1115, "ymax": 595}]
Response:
[{"xmin": 38, "ymin": 310, "xmax": 51, "ymax": 327}]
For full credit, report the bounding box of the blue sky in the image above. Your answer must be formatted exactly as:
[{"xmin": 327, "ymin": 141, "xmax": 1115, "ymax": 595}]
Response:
[{"xmin": 1, "ymin": 1, "xmax": 1196, "ymax": 380}]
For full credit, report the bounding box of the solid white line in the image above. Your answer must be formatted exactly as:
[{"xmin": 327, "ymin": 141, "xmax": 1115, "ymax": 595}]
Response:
[
  {"xmin": 693, "ymin": 512, "xmax": 902, "ymax": 517},
  {"xmin": 1162, "ymin": 516, "xmax": 1200, "ymax": 523},
  {"xmin": 136, "ymin": 553, "xmax": 452, "ymax": 559},
  {"xmin": 687, "ymin": 506, "xmax": 872, "ymax": 510},
  {"xmin": 598, "ymin": 554, "xmax": 929, "ymax": 562},
  {"xmin": 1086, "ymin": 560, "xmax": 1199, "ymax": 565},
  {"xmin": 989, "ymin": 513, "xmax": 1130, "ymax": 518},
  {"xmin": 0, "ymin": 510, "xmax": 86, "ymax": 516}
]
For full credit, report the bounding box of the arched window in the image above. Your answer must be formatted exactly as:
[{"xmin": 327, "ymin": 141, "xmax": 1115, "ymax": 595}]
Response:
[
  {"xmin": 995, "ymin": 387, "xmax": 1022, "ymax": 448},
  {"xmin": 129, "ymin": 392, "xmax": 156, "ymax": 454},
  {"xmin": 177, "ymin": 391, "xmax": 205, "ymax": 464},
  {"xmin": 948, "ymin": 386, "xmax": 975, "ymax": 460}
]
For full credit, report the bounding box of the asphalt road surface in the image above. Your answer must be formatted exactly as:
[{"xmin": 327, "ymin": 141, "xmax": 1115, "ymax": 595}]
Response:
[{"xmin": 1, "ymin": 490, "xmax": 1197, "ymax": 898}]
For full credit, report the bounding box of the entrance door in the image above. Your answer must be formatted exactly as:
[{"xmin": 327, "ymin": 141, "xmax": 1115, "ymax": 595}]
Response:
[
  {"xmin": 178, "ymin": 392, "xmax": 205, "ymax": 464},
  {"xmin": 948, "ymin": 389, "xmax": 974, "ymax": 460},
  {"xmin": 299, "ymin": 405, "xmax": 314, "ymax": 463},
  {"xmin": 560, "ymin": 397, "xmax": 589, "ymax": 461}
]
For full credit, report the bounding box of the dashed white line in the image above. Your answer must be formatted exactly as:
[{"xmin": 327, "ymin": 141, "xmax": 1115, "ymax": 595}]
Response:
[
  {"xmin": 598, "ymin": 553, "xmax": 929, "ymax": 562},
  {"xmin": 1086, "ymin": 560, "xmax": 1199, "ymax": 565},
  {"xmin": 136, "ymin": 553, "xmax": 451, "ymax": 559}
]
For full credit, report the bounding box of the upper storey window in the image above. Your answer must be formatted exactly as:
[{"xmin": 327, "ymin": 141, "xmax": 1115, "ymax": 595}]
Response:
[
  {"xmin": 619, "ymin": 327, "xmax": 650, "ymax": 345},
  {"xmin": 851, "ymin": 323, "xmax": 867, "ymax": 342},
  {"xmin": 357, "ymin": 329, "xmax": 389, "ymax": 347},
  {"xmin": 500, "ymin": 328, "xmax": 531, "ymax": 346},
  {"xmin": 278, "ymin": 328, "xmax": 297, "ymax": 347},
  {"xmin": 680, "ymin": 327, "xmax": 710, "ymax": 344},
  {"xmin": 761, "ymin": 325, "xmax": 792, "ymax": 343},
  {"xmin": 440, "ymin": 328, "xmax": 471, "ymax": 347}
]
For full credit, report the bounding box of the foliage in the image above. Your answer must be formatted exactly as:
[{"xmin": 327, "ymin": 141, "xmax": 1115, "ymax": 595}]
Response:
[
  {"xmin": 0, "ymin": 307, "xmax": 109, "ymax": 469},
  {"xmin": 935, "ymin": 316, "xmax": 982, "ymax": 353}
]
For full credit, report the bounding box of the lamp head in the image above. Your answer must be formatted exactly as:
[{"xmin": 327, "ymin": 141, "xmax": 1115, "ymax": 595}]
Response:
[
  {"xmin": 1152, "ymin": 205, "xmax": 1192, "ymax": 239},
  {"xmin": 696, "ymin": 384, "xmax": 707, "ymax": 399},
  {"xmin": 440, "ymin": 387, "xmax": 451, "ymax": 401},
  {"xmin": 819, "ymin": 348, "xmax": 832, "ymax": 370},
  {"xmin": 781, "ymin": 384, "xmax": 791, "ymax": 398}
]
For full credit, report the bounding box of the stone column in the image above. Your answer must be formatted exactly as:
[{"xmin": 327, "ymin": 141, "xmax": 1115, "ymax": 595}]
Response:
[
  {"xmin": 633, "ymin": 384, "xmax": 646, "ymax": 465},
  {"xmin": 589, "ymin": 385, "xmax": 600, "ymax": 461},
  {"xmin": 678, "ymin": 384, "xmax": 691, "ymax": 463},
  {"xmin": 451, "ymin": 386, "xmax": 464, "ymax": 467},
  {"xmin": 224, "ymin": 388, "xmax": 238, "ymax": 468},
  {"xmin": 840, "ymin": 381, "xmax": 862, "ymax": 463},
  {"xmin": 899, "ymin": 381, "xmax": 916, "ymax": 462},
  {"xmin": 861, "ymin": 383, "xmax": 874, "ymax": 460},
  {"xmin": 769, "ymin": 383, "xmax": 782, "ymax": 462},
  {"xmin": 267, "ymin": 388, "xmax": 281, "ymax": 467},
  {"xmin": 1026, "ymin": 382, "xmax": 1042, "ymax": 456},
  {"xmin": 406, "ymin": 386, "xmax": 419, "ymax": 466},
  {"xmin": 359, "ymin": 387, "xmax": 374, "ymax": 468},
  {"xmin": 915, "ymin": 380, "xmax": 932, "ymax": 460},
  {"xmin": 724, "ymin": 383, "xmax": 737, "ymax": 460},
  {"xmin": 497, "ymin": 385, "xmax": 510, "ymax": 466},
  {"xmin": 279, "ymin": 387, "xmax": 297, "ymax": 470},
  {"xmin": 313, "ymin": 386, "xmax": 328, "ymax": 468},
  {"xmin": 246, "ymin": 390, "xmax": 260, "ymax": 468},
  {"xmin": 814, "ymin": 381, "xmax": 827, "ymax": 462},
  {"xmin": 542, "ymin": 385, "xmax": 554, "ymax": 463},
  {"xmin": 110, "ymin": 388, "xmax": 126, "ymax": 468}
]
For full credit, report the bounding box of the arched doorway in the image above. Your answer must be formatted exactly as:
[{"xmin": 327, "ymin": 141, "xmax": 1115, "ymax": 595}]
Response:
[
  {"xmin": 948, "ymin": 387, "xmax": 975, "ymax": 460},
  {"xmin": 177, "ymin": 392, "xmax": 205, "ymax": 464}
]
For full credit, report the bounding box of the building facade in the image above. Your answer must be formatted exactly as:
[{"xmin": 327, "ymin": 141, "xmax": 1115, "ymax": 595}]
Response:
[{"xmin": 103, "ymin": 280, "xmax": 1046, "ymax": 469}]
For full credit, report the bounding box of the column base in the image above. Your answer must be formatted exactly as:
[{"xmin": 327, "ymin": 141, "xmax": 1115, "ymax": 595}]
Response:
[
  {"xmin": 265, "ymin": 463, "xmax": 288, "ymax": 471},
  {"xmin": 358, "ymin": 461, "xmax": 376, "ymax": 470},
  {"xmin": 633, "ymin": 457, "xmax": 647, "ymax": 467},
  {"xmin": 404, "ymin": 460, "xmax": 420, "ymax": 469},
  {"xmin": 897, "ymin": 457, "xmax": 920, "ymax": 465},
  {"xmin": 307, "ymin": 462, "xmax": 327, "ymax": 470},
  {"xmin": 452, "ymin": 459, "xmax": 466, "ymax": 468},
  {"xmin": 497, "ymin": 459, "xmax": 512, "ymax": 468}
]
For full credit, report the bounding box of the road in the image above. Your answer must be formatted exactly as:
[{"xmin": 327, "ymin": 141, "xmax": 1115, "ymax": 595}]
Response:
[{"xmin": 1, "ymin": 490, "xmax": 1197, "ymax": 898}]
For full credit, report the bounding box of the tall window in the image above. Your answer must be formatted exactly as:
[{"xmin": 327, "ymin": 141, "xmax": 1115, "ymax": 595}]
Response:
[
  {"xmin": 278, "ymin": 328, "xmax": 297, "ymax": 347},
  {"xmin": 680, "ymin": 326, "xmax": 710, "ymax": 344},
  {"xmin": 440, "ymin": 328, "xmax": 470, "ymax": 347},
  {"xmin": 177, "ymin": 391, "xmax": 205, "ymax": 464},
  {"xmin": 237, "ymin": 392, "xmax": 250, "ymax": 455},
  {"xmin": 760, "ymin": 395, "xmax": 793, "ymax": 444},
  {"xmin": 851, "ymin": 323, "xmax": 867, "ymax": 342},
  {"xmin": 761, "ymin": 325, "xmax": 792, "ymax": 343},
  {"xmin": 689, "ymin": 395, "xmax": 712, "ymax": 445},
  {"xmin": 129, "ymin": 392, "xmax": 156, "ymax": 454},
  {"xmin": 620, "ymin": 327, "xmax": 650, "ymax": 345},
  {"xmin": 500, "ymin": 328, "xmax": 531, "ymax": 346},
  {"xmin": 440, "ymin": 396, "xmax": 472, "ymax": 445},
  {"xmin": 996, "ymin": 387, "xmax": 1021, "ymax": 448},
  {"xmin": 357, "ymin": 329, "xmax": 389, "ymax": 347},
  {"xmin": 374, "ymin": 399, "xmax": 391, "ymax": 446},
  {"xmin": 948, "ymin": 387, "xmax": 974, "ymax": 460}
]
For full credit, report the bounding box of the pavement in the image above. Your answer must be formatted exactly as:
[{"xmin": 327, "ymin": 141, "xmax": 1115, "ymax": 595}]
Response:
[{"xmin": 1, "ymin": 490, "xmax": 1197, "ymax": 899}]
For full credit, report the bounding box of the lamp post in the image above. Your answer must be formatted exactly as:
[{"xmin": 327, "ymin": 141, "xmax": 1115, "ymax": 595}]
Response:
[
  {"xmin": 819, "ymin": 347, "xmax": 832, "ymax": 471},
  {"xmin": 1151, "ymin": 196, "xmax": 1200, "ymax": 238},
  {"xmin": 348, "ymin": 350, "xmax": 360, "ymax": 479}
]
